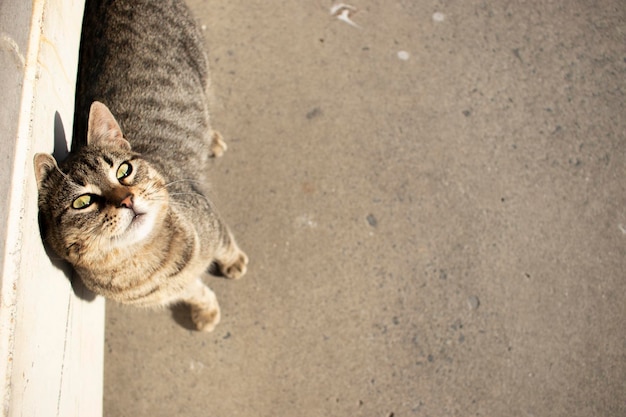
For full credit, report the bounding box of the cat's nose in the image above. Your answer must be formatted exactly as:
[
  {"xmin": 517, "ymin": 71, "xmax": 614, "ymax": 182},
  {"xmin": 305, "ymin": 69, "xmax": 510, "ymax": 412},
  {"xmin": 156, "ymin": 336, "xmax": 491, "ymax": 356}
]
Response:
[{"xmin": 119, "ymin": 194, "xmax": 133, "ymax": 209}]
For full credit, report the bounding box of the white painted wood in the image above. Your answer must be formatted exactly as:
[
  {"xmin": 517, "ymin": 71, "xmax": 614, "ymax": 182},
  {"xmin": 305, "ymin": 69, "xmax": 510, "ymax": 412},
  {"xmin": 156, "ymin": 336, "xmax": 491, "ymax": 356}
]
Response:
[{"xmin": 0, "ymin": 1, "xmax": 104, "ymax": 416}]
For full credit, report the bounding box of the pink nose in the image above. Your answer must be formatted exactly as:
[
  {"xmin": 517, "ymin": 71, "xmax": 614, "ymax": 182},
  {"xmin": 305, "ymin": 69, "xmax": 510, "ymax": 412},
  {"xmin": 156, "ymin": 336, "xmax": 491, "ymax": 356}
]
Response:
[{"xmin": 120, "ymin": 195, "xmax": 133, "ymax": 209}]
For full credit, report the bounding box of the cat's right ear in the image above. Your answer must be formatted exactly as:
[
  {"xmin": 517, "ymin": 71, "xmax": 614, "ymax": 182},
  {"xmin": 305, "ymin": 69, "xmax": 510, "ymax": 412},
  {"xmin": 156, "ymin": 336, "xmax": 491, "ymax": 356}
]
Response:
[
  {"xmin": 87, "ymin": 101, "xmax": 131, "ymax": 151},
  {"xmin": 33, "ymin": 153, "xmax": 58, "ymax": 189}
]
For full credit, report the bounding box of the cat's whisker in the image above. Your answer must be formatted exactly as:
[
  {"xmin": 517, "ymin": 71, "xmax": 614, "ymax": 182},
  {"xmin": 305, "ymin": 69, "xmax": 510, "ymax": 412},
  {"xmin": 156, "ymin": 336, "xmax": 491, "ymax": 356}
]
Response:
[
  {"xmin": 143, "ymin": 185, "xmax": 165, "ymax": 198},
  {"xmin": 162, "ymin": 179, "xmax": 202, "ymax": 188},
  {"xmin": 167, "ymin": 192, "xmax": 213, "ymax": 205},
  {"xmin": 143, "ymin": 181, "xmax": 211, "ymax": 203}
]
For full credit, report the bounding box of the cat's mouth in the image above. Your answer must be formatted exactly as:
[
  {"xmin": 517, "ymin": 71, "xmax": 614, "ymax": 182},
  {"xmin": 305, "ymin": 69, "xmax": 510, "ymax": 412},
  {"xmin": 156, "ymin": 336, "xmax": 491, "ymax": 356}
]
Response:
[
  {"xmin": 127, "ymin": 212, "xmax": 146, "ymax": 229},
  {"xmin": 112, "ymin": 210, "xmax": 147, "ymax": 238}
]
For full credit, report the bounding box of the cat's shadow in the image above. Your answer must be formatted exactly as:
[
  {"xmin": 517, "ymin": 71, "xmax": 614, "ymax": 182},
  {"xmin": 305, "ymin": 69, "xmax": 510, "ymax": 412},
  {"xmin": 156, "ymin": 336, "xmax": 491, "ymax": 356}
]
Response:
[
  {"xmin": 169, "ymin": 303, "xmax": 196, "ymax": 330},
  {"xmin": 37, "ymin": 112, "xmax": 97, "ymax": 302}
]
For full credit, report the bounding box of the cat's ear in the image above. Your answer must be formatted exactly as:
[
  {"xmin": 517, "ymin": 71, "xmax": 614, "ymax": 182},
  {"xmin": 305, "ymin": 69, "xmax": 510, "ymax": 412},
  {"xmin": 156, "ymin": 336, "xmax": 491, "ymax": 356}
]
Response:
[
  {"xmin": 33, "ymin": 153, "xmax": 59, "ymax": 189},
  {"xmin": 87, "ymin": 101, "xmax": 131, "ymax": 150}
]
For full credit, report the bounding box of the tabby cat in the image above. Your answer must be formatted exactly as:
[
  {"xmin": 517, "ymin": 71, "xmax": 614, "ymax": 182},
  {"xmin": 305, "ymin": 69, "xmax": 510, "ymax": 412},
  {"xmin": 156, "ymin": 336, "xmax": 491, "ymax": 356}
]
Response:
[{"xmin": 33, "ymin": 0, "xmax": 247, "ymax": 332}]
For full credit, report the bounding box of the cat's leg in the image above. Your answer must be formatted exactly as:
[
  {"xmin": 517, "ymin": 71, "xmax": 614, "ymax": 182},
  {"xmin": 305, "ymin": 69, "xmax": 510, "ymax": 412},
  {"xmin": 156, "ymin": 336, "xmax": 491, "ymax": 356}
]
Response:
[
  {"xmin": 209, "ymin": 130, "xmax": 227, "ymax": 158},
  {"xmin": 214, "ymin": 228, "xmax": 248, "ymax": 280},
  {"xmin": 182, "ymin": 278, "xmax": 221, "ymax": 332}
]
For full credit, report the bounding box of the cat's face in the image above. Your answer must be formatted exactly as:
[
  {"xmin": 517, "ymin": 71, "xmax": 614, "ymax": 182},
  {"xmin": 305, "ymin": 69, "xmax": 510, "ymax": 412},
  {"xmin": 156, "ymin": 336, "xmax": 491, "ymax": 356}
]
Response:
[{"xmin": 34, "ymin": 102, "xmax": 169, "ymax": 265}]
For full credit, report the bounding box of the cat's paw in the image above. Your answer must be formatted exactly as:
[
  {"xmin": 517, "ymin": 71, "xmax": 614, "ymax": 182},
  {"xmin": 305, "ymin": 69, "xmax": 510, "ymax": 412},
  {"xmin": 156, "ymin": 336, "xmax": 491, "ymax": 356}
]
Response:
[
  {"xmin": 209, "ymin": 131, "xmax": 227, "ymax": 158},
  {"xmin": 191, "ymin": 305, "xmax": 221, "ymax": 332},
  {"xmin": 221, "ymin": 251, "xmax": 248, "ymax": 280}
]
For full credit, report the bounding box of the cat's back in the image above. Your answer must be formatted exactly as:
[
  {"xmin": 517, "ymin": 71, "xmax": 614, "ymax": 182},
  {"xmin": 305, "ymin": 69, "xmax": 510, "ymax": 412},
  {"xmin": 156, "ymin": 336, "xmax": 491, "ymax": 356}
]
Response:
[{"xmin": 74, "ymin": 0, "xmax": 212, "ymax": 173}]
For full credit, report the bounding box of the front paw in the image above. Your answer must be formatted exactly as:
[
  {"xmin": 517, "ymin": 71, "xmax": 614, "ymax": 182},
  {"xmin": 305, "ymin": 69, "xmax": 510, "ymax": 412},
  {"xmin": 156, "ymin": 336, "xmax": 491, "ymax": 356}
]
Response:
[
  {"xmin": 191, "ymin": 305, "xmax": 221, "ymax": 332},
  {"xmin": 222, "ymin": 252, "xmax": 248, "ymax": 280}
]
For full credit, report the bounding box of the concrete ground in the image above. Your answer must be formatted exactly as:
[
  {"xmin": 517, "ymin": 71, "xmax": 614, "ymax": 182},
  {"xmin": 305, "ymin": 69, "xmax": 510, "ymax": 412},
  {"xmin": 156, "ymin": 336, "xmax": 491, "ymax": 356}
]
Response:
[{"xmin": 103, "ymin": 1, "xmax": 626, "ymax": 416}]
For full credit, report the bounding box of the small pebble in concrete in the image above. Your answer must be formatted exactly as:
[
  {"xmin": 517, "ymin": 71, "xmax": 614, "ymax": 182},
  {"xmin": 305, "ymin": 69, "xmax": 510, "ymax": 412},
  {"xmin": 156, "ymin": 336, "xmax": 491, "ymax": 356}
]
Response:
[
  {"xmin": 467, "ymin": 295, "xmax": 480, "ymax": 310},
  {"xmin": 397, "ymin": 50, "xmax": 410, "ymax": 61},
  {"xmin": 366, "ymin": 214, "xmax": 378, "ymax": 227},
  {"xmin": 433, "ymin": 12, "xmax": 445, "ymax": 22},
  {"xmin": 306, "ymin": 107, "xmax": 322, "ymax": 119}
]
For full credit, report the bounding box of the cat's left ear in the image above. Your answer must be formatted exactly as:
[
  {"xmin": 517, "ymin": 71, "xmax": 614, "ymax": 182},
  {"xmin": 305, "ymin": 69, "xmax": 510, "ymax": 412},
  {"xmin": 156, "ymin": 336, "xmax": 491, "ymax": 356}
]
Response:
[
  {"xmin": 33, "ymin": 153, "xmax": 58, "ymax": 190},
  {"xmin": 87, "ymin": 101, "xmax": 131, "ymax": 151}
]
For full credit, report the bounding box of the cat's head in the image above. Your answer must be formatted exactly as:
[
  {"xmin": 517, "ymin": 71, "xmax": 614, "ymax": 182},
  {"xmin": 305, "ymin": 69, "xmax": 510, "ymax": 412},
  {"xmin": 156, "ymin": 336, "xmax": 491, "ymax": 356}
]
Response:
[{"xmin": 34, "ymin": 102, "xmax": 169, "ymax": 266}]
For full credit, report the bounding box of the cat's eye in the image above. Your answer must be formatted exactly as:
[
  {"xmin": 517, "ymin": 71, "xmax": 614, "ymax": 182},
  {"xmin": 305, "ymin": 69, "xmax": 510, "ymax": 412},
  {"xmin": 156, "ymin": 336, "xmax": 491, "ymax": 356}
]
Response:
[
  {"xmin": 116, "ymin": 162, "xmax": 132, "ymax": 180},
  {"xmin": 72, "ymin": 194, "xmax": 93, "ymax": 210}
]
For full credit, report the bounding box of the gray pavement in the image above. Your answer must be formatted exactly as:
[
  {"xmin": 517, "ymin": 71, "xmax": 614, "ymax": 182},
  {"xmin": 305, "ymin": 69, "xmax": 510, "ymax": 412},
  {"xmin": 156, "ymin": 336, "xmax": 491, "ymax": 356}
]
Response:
[{"xmin": 103, "ymin": 1, "xmax": 626, "ymax": 416}]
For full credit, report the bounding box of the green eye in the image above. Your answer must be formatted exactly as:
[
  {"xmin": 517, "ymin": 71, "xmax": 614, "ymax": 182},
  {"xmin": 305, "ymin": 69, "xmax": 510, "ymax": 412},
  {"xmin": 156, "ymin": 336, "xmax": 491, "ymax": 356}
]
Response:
[
  {"xmin": 72, "ymin": 194, "xmax": 93, "ymax": 209},
  {"xmin": 116, "ymin": 162, "xmax": 132, "ymax": 180}
]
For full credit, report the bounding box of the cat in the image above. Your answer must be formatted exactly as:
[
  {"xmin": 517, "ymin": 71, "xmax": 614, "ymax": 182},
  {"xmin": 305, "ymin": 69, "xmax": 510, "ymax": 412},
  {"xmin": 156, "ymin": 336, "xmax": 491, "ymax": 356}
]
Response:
[{"xmin": 33, "ymin": 0, "xmax": 247, "ymax": 332}]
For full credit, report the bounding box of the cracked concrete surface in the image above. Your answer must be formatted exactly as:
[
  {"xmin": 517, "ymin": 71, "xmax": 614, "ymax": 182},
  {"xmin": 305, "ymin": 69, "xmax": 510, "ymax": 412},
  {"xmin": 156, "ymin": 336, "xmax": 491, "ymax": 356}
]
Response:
[{"xmin": 103, "ymin": 1, "xmax": 626, "ymax": 416}]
